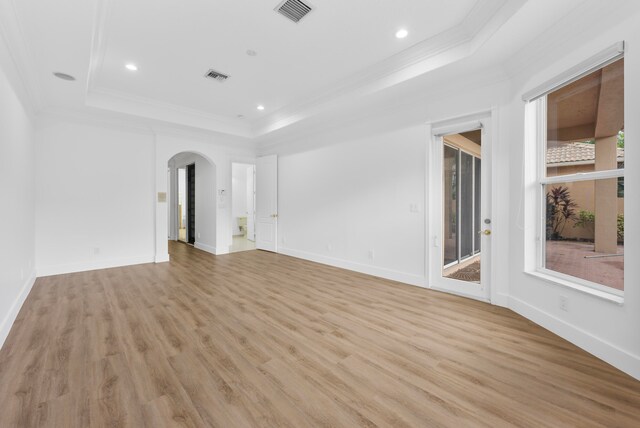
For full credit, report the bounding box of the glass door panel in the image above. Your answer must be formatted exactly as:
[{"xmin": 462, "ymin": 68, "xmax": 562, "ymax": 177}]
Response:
[
  {"xmin": 460, "ymin": 152, "xmax": 474, "ymax": 260},
  {"xmin": 443, "ymin": 145, "xmax": 458, "ymax": 266},
  {"xmin": 442, "ymin": 139, "xmax": 482, "ymax": 284},
  {"xmin": 474, "ymin": 157, "xmax": 482, "ymax": 254}
]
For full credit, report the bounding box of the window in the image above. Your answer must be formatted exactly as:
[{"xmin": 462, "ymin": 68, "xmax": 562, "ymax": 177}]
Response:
[{"xmin": 535, "ymin": 57, "xmax": 624, "ymax": 294}]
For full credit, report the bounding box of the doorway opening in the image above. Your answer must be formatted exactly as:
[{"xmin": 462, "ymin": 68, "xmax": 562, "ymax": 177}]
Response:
[
  {"xmin": 186, "ymin": 163, "xmax": 195, "ymax": 244},
  {"xmin": 168, "ymin": 152, "xmax": 217, "ymax": 253},
  {"xmin": 176, "ymin": 164, "xmax": 196, "ymax": 244},
  {"xmin": 442, "ymin": 131, "xmax": 482, "ymax": 283},
  {"xmin": 231, "ymin": 162, "xmax": 256, "ymax": 253}
]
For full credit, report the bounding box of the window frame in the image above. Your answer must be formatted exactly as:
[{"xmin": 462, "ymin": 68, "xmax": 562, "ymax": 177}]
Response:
[{"xmin": 532, "ymin": 67, "xmax": 625, "ymax": 299}]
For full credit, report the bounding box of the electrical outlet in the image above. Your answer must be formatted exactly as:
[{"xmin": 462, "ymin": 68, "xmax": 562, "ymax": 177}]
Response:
[
  {"xmin": 327, "ymin": 243, "xmax": 333, "ymax": 251},
  {"xmin": 198, "ymin": 233, "xmax": 201, "ymax": 239},
  {"xmin": 281, "ymin": 237, "xmax": 286, "ymax": 244},
  {"xmin": 93, "ymin": 247, "xmax": 100, "ymax": 255},
  {"xmin": 410, "ymin": 203, "xmax": 419, "ymax": 213},
  {"xmin": 559, "ymin": 296, "xmax": 568, "ymax": 312},
  {"xmin": 368, "ymin": 249, "xmax": 375, "ymax": 260}
]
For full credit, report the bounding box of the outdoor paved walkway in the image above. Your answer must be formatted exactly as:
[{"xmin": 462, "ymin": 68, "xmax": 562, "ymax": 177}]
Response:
[{"xmin": 546, "ymin": 241, "xmax": 624, "ymax": 291}]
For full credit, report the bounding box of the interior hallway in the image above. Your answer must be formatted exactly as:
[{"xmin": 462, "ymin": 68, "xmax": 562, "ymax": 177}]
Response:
[{"xmin": 0, "ymin": 241, "xmax": 638, "ymax": 427}]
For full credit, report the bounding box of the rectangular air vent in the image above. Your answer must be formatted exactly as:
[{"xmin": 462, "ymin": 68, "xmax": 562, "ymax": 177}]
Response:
[
  {"xmin": 204, "ymin": 69, "xmax": 230, "ymax": 82},
  {"xmin": 275, "ymin": 0, "xmax": 313, "ymax": 23}
]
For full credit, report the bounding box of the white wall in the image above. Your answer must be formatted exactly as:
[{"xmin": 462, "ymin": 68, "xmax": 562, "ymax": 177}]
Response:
[
  {"xmin": 269, "ymin": 64, "xmax": 512, "ymax": 293},
  {"xmin": 34, "ymin": 117, "xmax": 255, "ymax": 269},
  {"xmin": 169, "ymin": 152, "xmax": 217, "ymax": 252},
  {"xmin": 35, "ymin": 118, "xmax": 156, "ymax": 275},
  {"xmin": 278, "ymin": 126, "xmax": 428, "ymax": 284},
  {"xmin": 0, "ymin": 49, "xmax": 36, "ymax": 347}
]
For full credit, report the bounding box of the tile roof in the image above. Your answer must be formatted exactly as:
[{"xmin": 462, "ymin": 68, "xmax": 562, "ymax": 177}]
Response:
[{"xmin": 547, "ymin": 142, "xmax": 625, "ymax": 165}]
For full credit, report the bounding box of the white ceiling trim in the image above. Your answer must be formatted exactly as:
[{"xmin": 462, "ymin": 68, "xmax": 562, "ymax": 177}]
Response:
[
  {"xmin": 37, "ymin": 106, "xmax": 257, "ymax": 152},
  {"xmin": 0, "ymin": 0, "xmax": 45, "ymax": 113},
  {"xmin": 86, "ymin": 87, "xmax": 254, "ymax": 138},
  {"xmin": 84, "ymin": 0, "xmax": 526, "ymax": 140}
]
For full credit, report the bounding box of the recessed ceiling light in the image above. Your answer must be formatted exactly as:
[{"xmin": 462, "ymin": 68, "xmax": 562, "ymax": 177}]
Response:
[
  {"xmin": 125, "ymin": 64, "xmax": 138, "ymax": 71},
  {"xmin": 237, "ymin": 114, "xmax": 245, "ymax": 119},
  {"xmin": 246, "ymin": 49, "xmax": 257, "ymax": 57},
  {"xmin": 257, "ymin": 105, "xmax": 265, "ymax": 111},
  {"xmin": 53, "ymin": 72, "xmax": 76, "ymax": 81},
  {"xmin": 395, "ymin": 29, "xmax": 408, "ymax": 39}
]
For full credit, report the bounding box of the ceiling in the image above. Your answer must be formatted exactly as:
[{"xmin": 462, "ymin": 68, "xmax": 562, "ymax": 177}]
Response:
[
  {"xmin": 95, "ymin": 0, "xmax": 476, "ymax": 118},
  {"xmin": 2, "ymin": 0, "xmax": 619, "ymax": 141},
  {"xmin": 547, "ymin": 58, "xmax": 624, "ymax": 141}
]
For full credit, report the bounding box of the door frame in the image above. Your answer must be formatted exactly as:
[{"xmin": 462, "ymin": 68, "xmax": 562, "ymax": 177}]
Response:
[{"xmin": 427, "ymin": 111, "xmax": 494, "ymax": 302}]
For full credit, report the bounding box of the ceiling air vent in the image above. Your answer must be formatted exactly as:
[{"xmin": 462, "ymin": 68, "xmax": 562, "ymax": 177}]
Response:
[
  {"xmin": 275, "ymin": 0, "xmax": 313, "ymax": 23},
  {"xmin": 204, "ymin": 69, "xmax": 230, "ymax": 82}
]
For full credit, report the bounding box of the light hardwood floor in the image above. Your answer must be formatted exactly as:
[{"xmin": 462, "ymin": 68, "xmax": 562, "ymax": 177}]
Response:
[{"xmin": 1, "ymin": 241, "xmax": 639, "ymax": 427}]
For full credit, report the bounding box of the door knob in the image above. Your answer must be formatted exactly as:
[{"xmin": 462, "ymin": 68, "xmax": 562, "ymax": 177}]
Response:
[
  {"xmin": 481, "ymin": 229, "xmax": 491, "ymax": 235},
  {"xmin": 271, "ymin": 214, "xmax": 278, "ymax": 218}
]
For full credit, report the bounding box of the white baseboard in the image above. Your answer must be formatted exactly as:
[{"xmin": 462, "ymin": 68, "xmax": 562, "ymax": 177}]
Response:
[
  {"xmin": 492, "ymin": 292, "xmax": 510, "ymax": 308},
  {"xmin": 37, "ymin": 255, "xmax": 155, "ymax": 277},
  {"xmin": 194, "ymin": 241, "xmax": 217, "ymax": 255},
  {"xmin": 509, "ymin": 296, "xmax": 640, "ymax": 381},
  {"xmin": 0, "ymin": 270, "xmax": 36, "ymax": 351},
  {"xmin": 155, "ymin": 253, "xmax": 170, "ymax": 263},
  {"xmin": 278, "ymin": 247, "xmax": 426, "ymax": 288}
]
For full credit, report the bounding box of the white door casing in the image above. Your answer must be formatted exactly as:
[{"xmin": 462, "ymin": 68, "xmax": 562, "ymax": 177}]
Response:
[{"xmin": 256, "ymin": 155, "xmax": 278, "ymax": 252}]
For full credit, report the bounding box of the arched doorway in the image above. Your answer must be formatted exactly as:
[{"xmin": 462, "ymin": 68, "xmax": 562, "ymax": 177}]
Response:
[{"xmin": 167, "ymin": 152, "xmax": 217, "ymax": 254}]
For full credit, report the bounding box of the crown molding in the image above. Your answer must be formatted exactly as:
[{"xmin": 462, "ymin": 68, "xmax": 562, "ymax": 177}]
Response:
[
  {"xmin": 37, "ymin": 106, "xmax": 156, "ymax": 136},
  {"xmin": 86, "ymin": 86, "xmax": 254, "ymax": 138},
  {"xmin": 37, "ymin": 106, "xmax": 256, "ymax": 152},
  {"xmin": 256, "ymin": 62, "xmax": 510, "ymax": 154},
  {"xmin": 0, "ymin": 0, "xmax": 45, "ymax": 113}
]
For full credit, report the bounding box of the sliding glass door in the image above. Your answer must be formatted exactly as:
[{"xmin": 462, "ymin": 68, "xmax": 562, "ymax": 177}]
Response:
[{"xmin": 443, "ymin": 143, "xmax": 481, "ymax": 272}]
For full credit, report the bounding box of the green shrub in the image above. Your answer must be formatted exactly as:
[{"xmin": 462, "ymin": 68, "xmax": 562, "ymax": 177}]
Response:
[
  {"xmin": 618, "ymin": 214, "xmax": 624, "ymax": 242},
  {"xmin": 573, "ymin": 210, "xmax": 594, "ymax": 231},
  {"xmin": 573, "ymin": 210, "xmax": 624, "ymax": 243}
]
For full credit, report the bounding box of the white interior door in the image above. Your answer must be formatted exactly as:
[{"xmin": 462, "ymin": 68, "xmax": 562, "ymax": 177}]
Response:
[
  {"xmin": 256, "ymin": 155, "xmax": 278, "ymax": 252},
  {"xmin": 429, "ymin": 118, "xmax": 492, "ymax": 302}
]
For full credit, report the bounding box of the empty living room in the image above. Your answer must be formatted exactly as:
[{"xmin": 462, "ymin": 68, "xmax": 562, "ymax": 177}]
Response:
[{"xmin": 1, "ymin": 0, "xmax": 639, "ymax": 426}]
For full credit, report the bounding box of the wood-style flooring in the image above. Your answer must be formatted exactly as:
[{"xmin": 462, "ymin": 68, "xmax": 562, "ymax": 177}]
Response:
[{"xmin": 0, "ymin": 241, "xmax": 639, "ymax": 427}]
